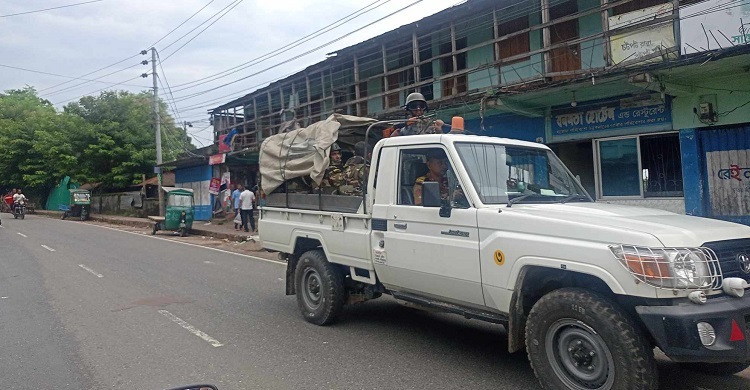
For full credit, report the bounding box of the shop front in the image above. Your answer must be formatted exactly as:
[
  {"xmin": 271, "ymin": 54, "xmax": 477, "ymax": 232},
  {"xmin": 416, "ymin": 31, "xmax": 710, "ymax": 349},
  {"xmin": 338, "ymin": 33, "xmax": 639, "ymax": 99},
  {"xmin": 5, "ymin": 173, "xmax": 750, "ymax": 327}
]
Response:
[{"xmin": 548, "ymin": 94, "xmax": 685, "ymax": 214}]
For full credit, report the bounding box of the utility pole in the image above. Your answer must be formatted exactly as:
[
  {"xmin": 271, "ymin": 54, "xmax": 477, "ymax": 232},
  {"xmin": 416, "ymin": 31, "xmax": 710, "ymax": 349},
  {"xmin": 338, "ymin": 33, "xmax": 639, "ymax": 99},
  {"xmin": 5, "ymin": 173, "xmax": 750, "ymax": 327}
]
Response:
[{"xmin": 152, "ymin": 47, "xmax": 164, "ymax": 216}]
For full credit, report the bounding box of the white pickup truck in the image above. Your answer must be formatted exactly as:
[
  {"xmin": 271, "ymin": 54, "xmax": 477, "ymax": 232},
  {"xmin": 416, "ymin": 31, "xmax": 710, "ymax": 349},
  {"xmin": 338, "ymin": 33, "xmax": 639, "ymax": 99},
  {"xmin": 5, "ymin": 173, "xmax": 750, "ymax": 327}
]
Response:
[{"xmin": 259, "ymin": 132, "xmax": 750, "ymax": 390}]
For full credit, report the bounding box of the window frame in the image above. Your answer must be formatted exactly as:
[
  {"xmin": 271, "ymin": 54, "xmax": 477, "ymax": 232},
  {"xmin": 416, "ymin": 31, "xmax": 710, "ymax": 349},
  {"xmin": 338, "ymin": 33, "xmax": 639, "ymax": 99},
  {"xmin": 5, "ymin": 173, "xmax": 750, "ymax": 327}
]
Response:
[
  {"xmin": 593, "ymin": 131, "xmax": 683, "ymax": 200},
  {"xmin": 396, "ymin": 145, "xmax": 470, "ymax": 207}
]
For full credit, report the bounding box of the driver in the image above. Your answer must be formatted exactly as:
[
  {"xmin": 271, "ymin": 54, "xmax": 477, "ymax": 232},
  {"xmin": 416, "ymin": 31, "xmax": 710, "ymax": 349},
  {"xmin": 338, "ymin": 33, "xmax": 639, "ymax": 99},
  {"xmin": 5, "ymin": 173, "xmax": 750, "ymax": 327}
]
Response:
[{"xmin": 413, "ymin": 152, "xmax": 450, "ymax": 206}]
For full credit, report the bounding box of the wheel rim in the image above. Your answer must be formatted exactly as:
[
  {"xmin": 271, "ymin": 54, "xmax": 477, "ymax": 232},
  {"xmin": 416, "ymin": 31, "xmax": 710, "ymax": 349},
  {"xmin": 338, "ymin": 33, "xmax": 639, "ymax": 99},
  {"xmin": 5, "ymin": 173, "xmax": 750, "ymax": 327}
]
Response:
[
  {"xmin": 545, "ymin": 319, "xmax": 615, "ymax": 390},
  {"xmin": 301, "ymin": 267, "xmax": 323, "ymax": 311}
]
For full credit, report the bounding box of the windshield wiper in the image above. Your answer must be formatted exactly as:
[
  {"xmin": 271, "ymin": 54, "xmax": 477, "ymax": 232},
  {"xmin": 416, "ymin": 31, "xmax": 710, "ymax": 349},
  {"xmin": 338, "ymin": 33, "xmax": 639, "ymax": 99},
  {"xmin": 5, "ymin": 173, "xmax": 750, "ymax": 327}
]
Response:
[
  {"xmin": 507, "ymin": 193, "xmax": 535, "ymax": 208},
  {"xmin": 559, "ymin": 194, "xmax": 589, "ymax": 204}
]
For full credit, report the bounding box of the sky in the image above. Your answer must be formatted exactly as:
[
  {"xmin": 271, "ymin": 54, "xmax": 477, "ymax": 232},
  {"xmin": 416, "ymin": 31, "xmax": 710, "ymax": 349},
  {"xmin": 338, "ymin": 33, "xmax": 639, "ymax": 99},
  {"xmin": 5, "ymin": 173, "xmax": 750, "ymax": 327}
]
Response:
[{"xmin": 0, "ymin": 0, "xmax": 463, "ymax": 147}]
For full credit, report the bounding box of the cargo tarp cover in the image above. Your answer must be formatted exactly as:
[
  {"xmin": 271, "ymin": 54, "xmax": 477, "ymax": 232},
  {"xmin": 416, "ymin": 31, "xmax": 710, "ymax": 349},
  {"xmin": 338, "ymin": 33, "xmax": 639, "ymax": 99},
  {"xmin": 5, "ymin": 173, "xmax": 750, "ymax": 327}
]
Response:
[{"xmin": 260, "ymin": 114, "xmax": 377, "ymax": 194}]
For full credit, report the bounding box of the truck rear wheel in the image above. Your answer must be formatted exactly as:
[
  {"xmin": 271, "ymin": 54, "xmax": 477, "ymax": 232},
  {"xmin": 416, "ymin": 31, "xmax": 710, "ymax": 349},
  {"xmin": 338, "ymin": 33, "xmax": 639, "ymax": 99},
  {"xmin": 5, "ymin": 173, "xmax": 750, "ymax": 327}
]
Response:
[
  {"xmin": 294, "ymin": 250, "xmax": 346, "ymax": 325},
  {"xmin": 679, "ymin": 361, "xmax": 750, "ymax": 376},
  {"xmin": 526, "ymin": 288, "xmax": 657, "ymax": 390}
]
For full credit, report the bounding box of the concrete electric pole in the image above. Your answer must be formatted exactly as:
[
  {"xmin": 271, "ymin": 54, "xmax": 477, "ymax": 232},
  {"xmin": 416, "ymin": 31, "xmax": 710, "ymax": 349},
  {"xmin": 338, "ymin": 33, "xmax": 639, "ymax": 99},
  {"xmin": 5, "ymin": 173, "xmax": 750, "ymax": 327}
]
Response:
[{"xmin": 152, "ymin": 47, "xmax": 164, "ymax": 216}]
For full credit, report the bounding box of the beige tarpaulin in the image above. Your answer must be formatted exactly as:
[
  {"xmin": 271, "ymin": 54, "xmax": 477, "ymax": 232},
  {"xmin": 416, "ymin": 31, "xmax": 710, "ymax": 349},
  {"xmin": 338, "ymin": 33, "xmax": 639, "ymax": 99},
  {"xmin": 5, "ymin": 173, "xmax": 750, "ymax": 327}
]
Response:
[{"xmin": 259, "ymin": 114, "xmax": 378, "ymax": 194}]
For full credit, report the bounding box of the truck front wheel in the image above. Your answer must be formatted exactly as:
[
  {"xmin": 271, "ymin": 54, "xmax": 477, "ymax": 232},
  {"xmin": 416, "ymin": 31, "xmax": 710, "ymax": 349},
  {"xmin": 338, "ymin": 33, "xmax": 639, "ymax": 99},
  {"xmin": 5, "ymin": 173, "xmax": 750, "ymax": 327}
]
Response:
[
  {"xmin": 526, "ymin": 288, "xmax": 657, "ymax": 390},
  {"xmin": 294, "ymin": 250, "xmax": 346, "ymax": 325}
]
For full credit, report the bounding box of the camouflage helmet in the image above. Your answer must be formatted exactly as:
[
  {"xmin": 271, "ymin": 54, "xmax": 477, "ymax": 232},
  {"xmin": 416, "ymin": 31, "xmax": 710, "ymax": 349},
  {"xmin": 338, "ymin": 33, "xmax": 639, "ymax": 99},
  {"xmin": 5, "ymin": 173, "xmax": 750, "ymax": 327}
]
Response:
[
  {"xmin": 404, "ymin": 92, "xmax": 428, "ymax": 112},
  {"xmin": 330, "ymin": 143, "xmax": 341, "ymax": 152}
]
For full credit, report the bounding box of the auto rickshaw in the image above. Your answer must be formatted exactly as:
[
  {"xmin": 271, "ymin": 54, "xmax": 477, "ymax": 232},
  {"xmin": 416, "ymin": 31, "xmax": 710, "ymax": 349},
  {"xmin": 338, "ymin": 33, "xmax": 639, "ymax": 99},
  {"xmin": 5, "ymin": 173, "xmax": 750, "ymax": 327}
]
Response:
[
  {"xmin": 60, "ymin": 189, "xmax": 91, "ymax": 221},
  {"xmin": 149, "ymin": 187, "xmax": 194, "ymax": 237}
]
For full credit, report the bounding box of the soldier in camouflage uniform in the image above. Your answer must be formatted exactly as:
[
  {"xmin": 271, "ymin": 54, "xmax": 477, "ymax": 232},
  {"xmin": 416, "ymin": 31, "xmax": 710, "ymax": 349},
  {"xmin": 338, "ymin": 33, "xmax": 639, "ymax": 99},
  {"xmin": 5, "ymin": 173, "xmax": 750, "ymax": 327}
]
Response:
[
  {"xmin": 339, "ymin": 141, "xmax": 371, "ymax": 196},
  {"xmin": 413, "ymin": 152, "xmax": 449, "ymax": 206},
  {"xmin": 319, "ymin": 143, "xmax": 345, "ymax": 194},
  {"xmin": 391, "ymin": 93, "xmax": 450, "ymax": 136}
]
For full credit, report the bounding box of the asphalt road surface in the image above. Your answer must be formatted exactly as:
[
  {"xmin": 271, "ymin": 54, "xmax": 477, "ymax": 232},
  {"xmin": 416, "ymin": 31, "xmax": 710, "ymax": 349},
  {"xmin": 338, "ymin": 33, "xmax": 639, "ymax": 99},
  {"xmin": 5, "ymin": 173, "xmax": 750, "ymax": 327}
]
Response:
[{"xmin": 1, "ymin": 214, "xmax": 748, "ymax": 389}]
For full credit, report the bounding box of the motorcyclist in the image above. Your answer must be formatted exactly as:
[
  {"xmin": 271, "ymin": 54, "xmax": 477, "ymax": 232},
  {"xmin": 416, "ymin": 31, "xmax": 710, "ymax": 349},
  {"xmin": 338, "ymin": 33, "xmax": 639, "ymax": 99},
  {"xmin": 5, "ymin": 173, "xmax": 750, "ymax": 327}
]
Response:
[{"xmin": 390, "ymin": 92, "xmax": 451, "ymax": 136}]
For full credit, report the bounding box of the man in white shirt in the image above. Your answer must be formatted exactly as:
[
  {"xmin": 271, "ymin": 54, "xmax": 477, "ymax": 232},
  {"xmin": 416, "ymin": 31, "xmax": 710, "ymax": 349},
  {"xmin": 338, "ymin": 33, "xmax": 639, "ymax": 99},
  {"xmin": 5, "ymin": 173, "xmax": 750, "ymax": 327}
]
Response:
[{"xmin": 239, "ymin": 186, "xmax": 256, "ymax": 233}]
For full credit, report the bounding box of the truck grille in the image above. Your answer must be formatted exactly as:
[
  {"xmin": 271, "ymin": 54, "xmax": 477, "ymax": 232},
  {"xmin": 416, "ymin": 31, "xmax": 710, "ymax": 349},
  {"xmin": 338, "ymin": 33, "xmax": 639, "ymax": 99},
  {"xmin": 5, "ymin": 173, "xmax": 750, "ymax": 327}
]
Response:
[{"xmin": 702, "ymin": 239, "xmax": 750, "ymax": 283}]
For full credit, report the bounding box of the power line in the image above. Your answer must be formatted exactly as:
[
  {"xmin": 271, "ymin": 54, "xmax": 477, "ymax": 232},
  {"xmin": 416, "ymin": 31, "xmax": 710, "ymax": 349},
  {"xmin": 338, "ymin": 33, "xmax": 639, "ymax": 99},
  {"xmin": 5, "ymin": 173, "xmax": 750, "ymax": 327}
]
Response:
[
  {"xmin": 149, "ymin": 0, "xmax": 218, "ymax": 48},
  {"xmin": 163, "ymin": 0, "xmax": 245, "ymax": 61},
  {"xmin": 42, "ymin": 62, "xmax": 147, "ymax": 98},
  {"xmin": 38, "ymin": 53, "xmax": 143, "ymax": 93},
  {"xmin": 0, "ymin": 63, "xmax": 148, "ymax": 89},
  {"xmin": 52, "ymin": 74, "xmax": 147, "ymax": 105},
  {"xmin": 166, "ymin": 0, "xmax": 425, "ymax": 104},
  {"xmin": 170, "ymin": 0, "xmax": 393, "ymax": 90},
  {"xmin": 162, "ymin": 0, "xmax": 243, "ymax": 55},
  {"xmin": 0, "ymin": 0, "xmax": 105, "ymax": 18}
]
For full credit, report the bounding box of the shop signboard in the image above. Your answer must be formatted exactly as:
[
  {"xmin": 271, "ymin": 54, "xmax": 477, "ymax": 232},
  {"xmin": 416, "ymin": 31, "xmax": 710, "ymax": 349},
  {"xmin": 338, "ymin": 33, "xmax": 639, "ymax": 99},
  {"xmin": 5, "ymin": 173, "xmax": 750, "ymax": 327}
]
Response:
[
  {"xmin": 609, "ymin": 4, "xmax": 676, "ymax": 66},
  {"xmin": 550, "ymin": 96, "xmax": 672, "ymax": 142},
  {"xmin": 209, "ymin": 153, "xmax": 226, "ymax": 165},
  {"xmin": 680, "ymin": 0, "xmax": 750, "ymax": 54}
]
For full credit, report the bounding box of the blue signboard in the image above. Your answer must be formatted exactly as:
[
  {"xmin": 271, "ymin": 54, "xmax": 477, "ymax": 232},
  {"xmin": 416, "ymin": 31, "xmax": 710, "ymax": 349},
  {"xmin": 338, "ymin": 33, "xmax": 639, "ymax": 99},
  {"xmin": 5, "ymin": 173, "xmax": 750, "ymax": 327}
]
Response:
[{"xmin": 550, "ymin": 96, "xmax": 672, "ymax": 141}]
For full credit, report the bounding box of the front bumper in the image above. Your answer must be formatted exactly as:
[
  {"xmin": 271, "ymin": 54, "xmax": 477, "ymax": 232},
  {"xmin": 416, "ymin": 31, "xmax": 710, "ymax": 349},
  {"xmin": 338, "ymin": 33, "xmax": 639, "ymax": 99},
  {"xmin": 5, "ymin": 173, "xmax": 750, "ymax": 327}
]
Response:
[{"xmin": 636, "ymin": 294, "xmax": 750, "ymax": 363}]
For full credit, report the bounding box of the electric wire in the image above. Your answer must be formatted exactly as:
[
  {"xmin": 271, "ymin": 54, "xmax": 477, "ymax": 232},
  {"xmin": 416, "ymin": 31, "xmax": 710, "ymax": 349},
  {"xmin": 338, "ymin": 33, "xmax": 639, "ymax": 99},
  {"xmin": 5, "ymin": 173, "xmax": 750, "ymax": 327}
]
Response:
[
  {"xmin": 149, "ymin": 0, "xmax": 218, "ymax": 48},
  {"xmin": 159, "ymin": 0, "xmax": 246, "ymax": 61},
  {"xmin": 0, "ymin": 63, "xmax": 148, "ymax": 89},
  {"xmin": 38, "ymin": 53, "xmax": 142, "ymax": 93},
  {"xmin": 0, "ymin": 0, "xmax": 105, "ymax": 18},
  {"xmin": 169, "ymin": 0, "xmax": 394, "ymax": 91}
]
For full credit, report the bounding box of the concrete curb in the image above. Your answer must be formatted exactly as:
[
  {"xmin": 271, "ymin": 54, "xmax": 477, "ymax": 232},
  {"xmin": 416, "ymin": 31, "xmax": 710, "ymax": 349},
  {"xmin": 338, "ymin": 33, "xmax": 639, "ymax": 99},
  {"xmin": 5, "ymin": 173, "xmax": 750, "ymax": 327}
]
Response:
[{"xmin": 35, "ymin": 210, "xmax": 257, "ymax": 242}]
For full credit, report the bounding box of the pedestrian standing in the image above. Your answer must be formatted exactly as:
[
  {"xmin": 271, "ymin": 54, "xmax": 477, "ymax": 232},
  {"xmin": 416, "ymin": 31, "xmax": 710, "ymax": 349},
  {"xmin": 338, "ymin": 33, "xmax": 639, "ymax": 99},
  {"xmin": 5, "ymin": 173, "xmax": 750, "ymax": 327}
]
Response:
[
  {"xmin": 239, "ymin": 186, "xmax": 256, "ymax": 233},
  {"xmin": 232, "ymin": 184, "xmax": 242, "ymax": 230}
]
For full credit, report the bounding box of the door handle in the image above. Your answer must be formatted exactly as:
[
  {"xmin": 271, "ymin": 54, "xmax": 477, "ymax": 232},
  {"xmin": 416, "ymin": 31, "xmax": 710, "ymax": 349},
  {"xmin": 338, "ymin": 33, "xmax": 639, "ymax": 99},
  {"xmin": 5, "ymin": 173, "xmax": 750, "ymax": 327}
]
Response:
[{"xmin": 394, "ymin": 223, "xmax": 407, "ymax": 230}]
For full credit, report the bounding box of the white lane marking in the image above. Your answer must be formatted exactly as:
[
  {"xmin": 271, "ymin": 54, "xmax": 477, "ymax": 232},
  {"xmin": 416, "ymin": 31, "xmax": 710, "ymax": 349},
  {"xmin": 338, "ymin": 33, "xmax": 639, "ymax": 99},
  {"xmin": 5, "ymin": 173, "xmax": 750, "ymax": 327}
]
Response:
[
  {"xmin": 0, "ymin": 225, "xmax": 5, "ymax": 228},
  {"xmin": 82, "ymin": 222, "xmax": 284, "ymax": 266},
  {"xmin": 78, "ymin": 264, "xmax": 103, "ymax": 278},
  {"xmin": 41, "ymin": 245, "xmax": 56, "ymax": 252},
  {"xmin": 158, "ymin": 310, "xmax": 224, "ymax": 347},
  {"xmin": 1, "ymin": 297, "xmax": 7, "ymax": 299},
  {"xmin": 204, "ymin": 261, "xmax": 214, "ymax": 264},
  {"xmin": 17, "ymin": 232, "xmax": 27, "ymax": 238}
]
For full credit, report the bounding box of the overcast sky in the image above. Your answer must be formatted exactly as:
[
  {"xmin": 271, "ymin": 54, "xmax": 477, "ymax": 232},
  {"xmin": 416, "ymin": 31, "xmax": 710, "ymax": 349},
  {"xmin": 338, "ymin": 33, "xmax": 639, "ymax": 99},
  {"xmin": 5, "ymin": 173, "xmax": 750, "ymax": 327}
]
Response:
[{"xmin": 0, "ymin": 0, "xmax": 462, "ymax": 146}]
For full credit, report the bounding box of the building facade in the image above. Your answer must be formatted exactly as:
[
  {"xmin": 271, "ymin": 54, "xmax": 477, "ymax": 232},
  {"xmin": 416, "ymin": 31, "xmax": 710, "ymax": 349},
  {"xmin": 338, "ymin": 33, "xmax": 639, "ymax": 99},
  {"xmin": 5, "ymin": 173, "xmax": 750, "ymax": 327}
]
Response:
[{"xmin": 205, "ymin": 0, "xmax": 750, "ymax": 224}]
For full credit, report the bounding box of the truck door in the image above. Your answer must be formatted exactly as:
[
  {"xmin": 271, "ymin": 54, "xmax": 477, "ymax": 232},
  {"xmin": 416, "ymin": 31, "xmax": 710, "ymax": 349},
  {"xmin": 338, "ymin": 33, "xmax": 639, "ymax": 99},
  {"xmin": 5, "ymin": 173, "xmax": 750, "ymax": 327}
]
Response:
[{"xmin": 380, "ymin": 146, "xmax": 483, "ymax": 306}]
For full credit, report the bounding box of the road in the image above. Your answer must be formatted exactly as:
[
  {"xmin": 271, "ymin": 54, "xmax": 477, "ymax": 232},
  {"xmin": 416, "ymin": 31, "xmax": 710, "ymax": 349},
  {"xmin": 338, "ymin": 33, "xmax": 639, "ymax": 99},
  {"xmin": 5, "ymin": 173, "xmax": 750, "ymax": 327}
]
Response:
[{"xmin": 1, "ymin": 214, "xmax": 748, "ymax": 389}]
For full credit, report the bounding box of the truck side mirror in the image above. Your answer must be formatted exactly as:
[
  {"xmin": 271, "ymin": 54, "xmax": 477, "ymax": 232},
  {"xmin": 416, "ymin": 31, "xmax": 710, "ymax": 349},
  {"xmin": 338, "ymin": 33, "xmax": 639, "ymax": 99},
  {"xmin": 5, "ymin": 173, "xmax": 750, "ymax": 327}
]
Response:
[{"xmin": 422, "ymin": 182, "xmax": 442, "ymax": 208}]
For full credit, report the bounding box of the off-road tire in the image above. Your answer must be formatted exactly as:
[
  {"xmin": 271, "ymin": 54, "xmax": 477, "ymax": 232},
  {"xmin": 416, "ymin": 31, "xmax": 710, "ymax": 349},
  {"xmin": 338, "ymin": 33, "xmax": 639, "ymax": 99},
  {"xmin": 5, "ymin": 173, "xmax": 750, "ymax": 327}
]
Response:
[
  {"xmin": 679, "ymin": 361, "xmax": 750, "ymax": 376},
  {"xmin": 526, "ymin": 288, "xmax": 658, "ymax": 390},
  {"xmin": 294, "ymin": 249, "xmax": 346, "ymax": 325}
]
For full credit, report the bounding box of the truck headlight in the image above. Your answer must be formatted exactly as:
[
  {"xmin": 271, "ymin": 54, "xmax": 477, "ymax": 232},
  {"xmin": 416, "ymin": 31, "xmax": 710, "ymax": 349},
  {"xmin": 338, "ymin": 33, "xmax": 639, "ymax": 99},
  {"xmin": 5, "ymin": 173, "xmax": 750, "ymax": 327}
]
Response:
[{"xmin": 609, "ymin": 245, "xmax": 722, "ymax": 290}]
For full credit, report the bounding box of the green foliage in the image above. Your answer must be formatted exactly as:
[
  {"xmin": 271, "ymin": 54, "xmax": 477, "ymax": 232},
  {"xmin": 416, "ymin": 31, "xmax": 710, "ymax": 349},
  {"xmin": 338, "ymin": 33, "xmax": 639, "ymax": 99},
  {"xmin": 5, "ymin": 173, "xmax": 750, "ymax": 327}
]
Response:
[{"xmin": 0, "ymin": 87, "xmax": 195, "ymax": 201}]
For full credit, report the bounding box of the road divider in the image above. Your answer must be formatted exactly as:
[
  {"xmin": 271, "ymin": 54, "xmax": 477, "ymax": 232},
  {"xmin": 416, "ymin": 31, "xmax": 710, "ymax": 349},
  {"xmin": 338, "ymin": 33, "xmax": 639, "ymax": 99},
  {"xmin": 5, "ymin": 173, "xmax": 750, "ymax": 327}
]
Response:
[
  {"xmin": 158, "ymin": 310, "xmax": 224, "ymax": 347},
  {"xmin": 78, "ymin": 264, "xmax": 103, "ymax": 278}
]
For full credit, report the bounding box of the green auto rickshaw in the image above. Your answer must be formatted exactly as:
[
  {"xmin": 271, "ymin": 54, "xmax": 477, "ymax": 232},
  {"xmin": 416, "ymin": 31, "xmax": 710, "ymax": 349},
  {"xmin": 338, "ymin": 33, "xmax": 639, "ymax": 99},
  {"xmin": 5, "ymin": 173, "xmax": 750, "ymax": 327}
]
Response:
[
  {"xmin": 60, "ymin": 189, "xmax": 92, "ymax": 221},
  {"xmin": 149, "ymin": 187, "xmax": 195, "ymax": 237}
]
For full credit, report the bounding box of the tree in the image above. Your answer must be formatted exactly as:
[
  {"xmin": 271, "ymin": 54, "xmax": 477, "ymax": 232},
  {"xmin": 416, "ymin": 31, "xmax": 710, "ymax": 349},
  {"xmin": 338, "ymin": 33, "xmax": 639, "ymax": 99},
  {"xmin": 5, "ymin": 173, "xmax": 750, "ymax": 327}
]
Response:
[{"xmin": 0, "ymin": 87, "xmax": 194, "ymax": 202}]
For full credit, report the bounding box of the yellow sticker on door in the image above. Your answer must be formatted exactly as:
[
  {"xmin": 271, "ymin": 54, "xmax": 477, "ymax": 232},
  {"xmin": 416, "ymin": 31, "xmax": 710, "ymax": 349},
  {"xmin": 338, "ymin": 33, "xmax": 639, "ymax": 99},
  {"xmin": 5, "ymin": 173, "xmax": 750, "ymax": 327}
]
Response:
[{"xmin": 494, "ymin": 250, "xmax": 505, "ymax": 266}]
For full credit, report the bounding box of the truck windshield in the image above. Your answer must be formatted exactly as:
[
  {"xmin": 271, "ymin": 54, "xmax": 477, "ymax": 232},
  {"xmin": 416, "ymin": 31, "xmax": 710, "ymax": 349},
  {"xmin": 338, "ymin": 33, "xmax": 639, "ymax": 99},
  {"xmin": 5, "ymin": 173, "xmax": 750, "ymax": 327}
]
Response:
[{"xmin": 455, "ymin": 143, "xmax": 590, "ymax": 205}]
